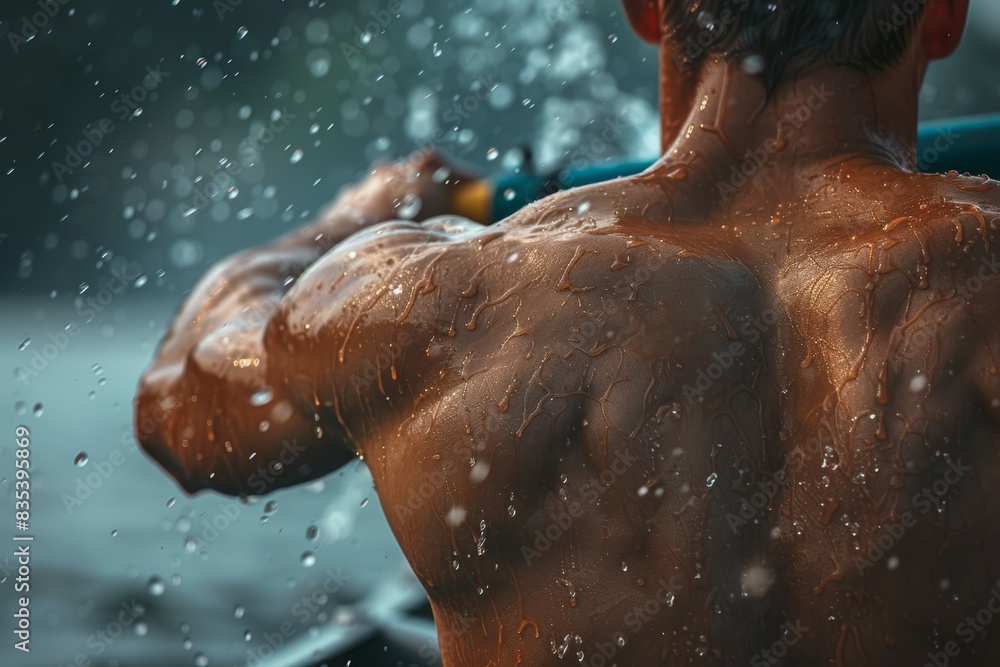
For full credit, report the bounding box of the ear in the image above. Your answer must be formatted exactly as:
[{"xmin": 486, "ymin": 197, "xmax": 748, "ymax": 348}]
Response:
[
  {"xmin": 921, "ymin": 0, "xmax": 969, "ymax": 60},
  {"xmin": 622, "ymin": 0, "xmax": 661, "ymax": 44}
]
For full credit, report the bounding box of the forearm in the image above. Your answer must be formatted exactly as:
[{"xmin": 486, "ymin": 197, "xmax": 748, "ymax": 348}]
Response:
[{"xmin": 157, "ymin": 187, "xmax": 402, "ymax": 363}]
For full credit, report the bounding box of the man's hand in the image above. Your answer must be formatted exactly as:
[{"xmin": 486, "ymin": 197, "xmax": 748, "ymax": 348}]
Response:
[{"xmin": 320, "ymin": 152, "xmax": 480, "ymax": 233}]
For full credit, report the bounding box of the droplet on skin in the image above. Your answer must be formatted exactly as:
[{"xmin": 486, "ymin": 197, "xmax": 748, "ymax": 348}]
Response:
[
  {"xmin": 250, "ymin": 389, "xmax": 273, "ymax": 406},
  {"xmin": 909, "ymin": 375, "xmax": 928, "ymax": 392},
  {"xmin": 395, "ymin": 194, "xmax": 422, "ymax": 220},
  {"xmin": 741, "ymin": 565, "xmax": 775, "ymax": 600},
  {"xmin": 445, "ymin": 506, "xmax": 467, "ymax": 527},
  {"xmin": 706, "ymin": 472, "xmax": 718, "ymax": 487},
  {"xmin": 264, "ymin": 501, "xmax": 278, "ymax": 514},
  {"xmin": 74, "ymin": 452, "xmax": 88, "ymax": 467},
  {"xmin": 469, "ymin": 461, "xmax": 490, "ymax": 483}
]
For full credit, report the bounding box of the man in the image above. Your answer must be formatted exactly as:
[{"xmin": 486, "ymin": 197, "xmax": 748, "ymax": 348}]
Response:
[{"xmin": 137, "ymin": 0, "xmax": 1000, "ymax": 663}]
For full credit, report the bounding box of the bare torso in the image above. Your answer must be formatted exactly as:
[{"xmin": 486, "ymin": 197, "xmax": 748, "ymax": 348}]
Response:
[
  {"xmin": 249, "ymin": 161, "xmax": 1000, "ymax": 665},
  {"xmin": 139, "ymin": 159, "xmax": 1000, "ymax": 665}
]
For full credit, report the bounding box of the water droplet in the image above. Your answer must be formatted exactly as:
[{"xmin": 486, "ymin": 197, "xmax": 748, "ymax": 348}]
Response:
[
  {"xmin": 111, "ymin": 529, "xmax": 118, "ymax": 537},
  {"xmin": 167, "ymin": 497, "xmax": 176, "ymax": 508},
  {"xmin": 74, "ymin": 452, "xmax": 88, "ymax": 467},
  {"xmin": 486, "ymin": 147, "xmax": 499, "ymax": 161},
  {"xmin": 135, "ymin": 622, "xmax": 148, "ymax": 637},
  {"xmin": 250, "ymin": 389, "xmax": 273, "ymax": 406},
  {"xmin": 503, "ymin": 188, "xmax": 516, "ymax": 201},
  {"xmin": 18, "ymin": 338, "xmax": 30, "ymax": 351},
  {"xmin": 706, "ymin": 472, "xmax": 718, "ymax": 487},
  {"xmin": 609, "ymin": 34, "xmax": 618, "ymax": 43},
  {"xmin": 14, "ymin": 401, "xmax": 27, "ymax": 416},
  {"xmin": 301, "ymin": 551, "xmax": 316, "ymax": 567},
  {"xmin": 264, "ymin": 500, "xmax": 278, "ymax": 514},
  {"xmin": 196, "ymin": 57, "xmax": 207, "ymax": 69},
  {"xmin": 33, "ymin": 403, "xmax": 44, "ymax": 417},
  {"xmin": 289, "ymin": 149, "xmax": 303, "ymax": 164},
  {"xmin": 233, "ymin": 604, "xmax": 245, "ymax": 619},
  {"xmin": 149, "ymin": 576, "xmax": 166, "ymax": 596},
  {"xmin": 360, "ymin": 497, "xmax": 369, "ymax": 507},
  {"xmin": 446, "ymin": 506, "xmax": 467, "ymax": 527},
  {"xmin": 395, "ymin": 194, "xmax": 422, "ymax": 220},
  {"xmin": 258, "ymin": 420, "xmax": 270, "ymax": 432},
  {"xmin": 237, "ymin": 26, "xmax": 248, "ymax": 39},
  {"xmin": 182, "ymin": 636, "xmax": 194, "ymax": 650},
  {"xmin": 195, "ymin": 652, "xmax": 209, "ymax": 666},
  {"xmin": 507, "ymin": 505, "xmax": 516, "ymax": 517},
  {"xmin": 306, "ymin": 525, "xmax": 319, "ymax": 540},
  {"xmin": 184, "ymin": 538, "xmax": 197, "ymax": 553},
  {"xmin": 133, "ymin": 274, "xmax": 148, "ymax": 288},
  {"xmin": 244, "ymin": 630, "xmax": 253, "ymax": 641}
]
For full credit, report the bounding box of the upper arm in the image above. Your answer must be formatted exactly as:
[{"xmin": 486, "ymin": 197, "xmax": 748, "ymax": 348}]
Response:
[{"xmin": 265, "ymin": 216, "xmax": 491, "ymax": 445}]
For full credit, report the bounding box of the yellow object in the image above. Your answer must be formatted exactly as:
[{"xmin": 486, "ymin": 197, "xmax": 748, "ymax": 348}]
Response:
[{"xmin": 450, "ymin": 179, "xmax": 493, "ymax": 224}]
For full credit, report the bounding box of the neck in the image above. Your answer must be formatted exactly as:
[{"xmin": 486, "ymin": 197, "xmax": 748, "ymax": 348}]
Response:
[{"xmin": 655, "ymin": 50, "xmax": 926, "ymax": 206}]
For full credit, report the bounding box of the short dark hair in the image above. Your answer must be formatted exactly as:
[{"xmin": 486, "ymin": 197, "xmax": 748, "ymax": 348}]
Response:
[{"xmin": 665, "ymin": 0, "xmax": 928, "ymax": 91}]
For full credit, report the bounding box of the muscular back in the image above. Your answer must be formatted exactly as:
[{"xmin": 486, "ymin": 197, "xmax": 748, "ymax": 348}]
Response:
[{"xmin": 141, "ymin": 161, "xmax": 1000, "ymax": 665}]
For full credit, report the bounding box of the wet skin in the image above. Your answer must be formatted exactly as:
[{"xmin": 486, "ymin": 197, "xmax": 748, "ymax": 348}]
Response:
[
  {"xmin": 136, "ymin": 36, "xmax": 1000, "ymax": 666},
  {"xmin": 137, "ymin": 152, "xmax": 1000, "ymax": 665}
]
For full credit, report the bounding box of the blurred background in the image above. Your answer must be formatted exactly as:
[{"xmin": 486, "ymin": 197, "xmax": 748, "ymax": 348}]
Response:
[{"xmin": 1, "ymin": 0, "xmax": 999, "ymax": 665}]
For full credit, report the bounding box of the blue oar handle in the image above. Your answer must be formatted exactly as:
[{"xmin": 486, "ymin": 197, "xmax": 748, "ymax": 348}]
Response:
[{"xmin": 481, "ymin": 114, "xmax": 1000, "ymax": 223}]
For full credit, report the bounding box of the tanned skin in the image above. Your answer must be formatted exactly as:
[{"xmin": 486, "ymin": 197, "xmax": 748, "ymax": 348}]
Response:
[{"xmin": 137, "ymin": 0, "xmax": 1000, "ymax": 664}]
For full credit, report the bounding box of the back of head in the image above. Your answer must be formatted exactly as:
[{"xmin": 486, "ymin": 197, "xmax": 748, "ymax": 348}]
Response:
[{"xmin": 664, "ymin": 0, "xmax": 928, "ymax": 92}]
